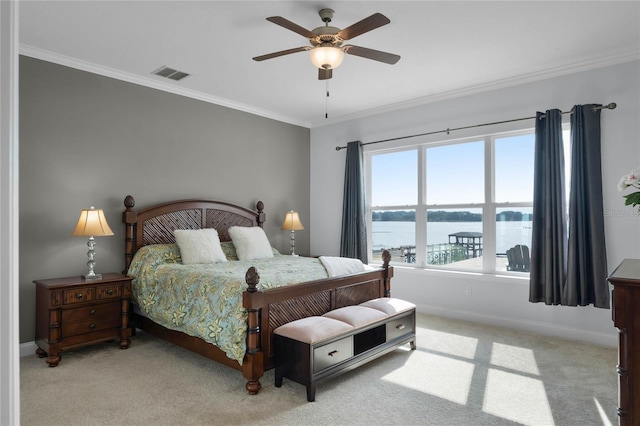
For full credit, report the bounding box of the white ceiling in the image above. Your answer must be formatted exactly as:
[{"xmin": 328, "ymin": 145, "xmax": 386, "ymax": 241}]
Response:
[{"xmin": 19, "ymin": 1, "xmax": 640, "ymax": 128}]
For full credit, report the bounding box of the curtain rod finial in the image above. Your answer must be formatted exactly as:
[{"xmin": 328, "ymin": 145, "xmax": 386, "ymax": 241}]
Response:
[
  {"xmin": 593, "ymin": 102, "xmax": 617, "ymax": 112},
  {"xmin": 336, "ymin": 146, "xmax": 343, "ymax": 151}
]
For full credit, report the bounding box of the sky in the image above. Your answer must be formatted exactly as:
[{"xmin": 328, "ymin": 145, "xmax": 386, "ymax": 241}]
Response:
[{"xmin": 370, "ymin": 131, "xmax": 570, "ymax": 208}]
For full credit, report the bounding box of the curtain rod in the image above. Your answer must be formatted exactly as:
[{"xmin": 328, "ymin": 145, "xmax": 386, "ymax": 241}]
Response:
[{"xmin": 335, "ymin": 102, "xmax": 617, "ymax": 151}]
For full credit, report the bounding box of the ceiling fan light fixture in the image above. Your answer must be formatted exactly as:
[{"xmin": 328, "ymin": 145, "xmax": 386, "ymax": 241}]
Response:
[
  {"xmin": 256, "ymin": 11, "xmax": 398, "ymax": 80},
  {"xmin": 309, "ymin": 46, "xmax": 344, "ymax": 70}
]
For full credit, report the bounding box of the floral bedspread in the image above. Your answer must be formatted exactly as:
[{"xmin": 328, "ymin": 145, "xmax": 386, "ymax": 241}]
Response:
[{"xmin": 126, "ymin": 244, "xmax": 329, "ymax": 364}]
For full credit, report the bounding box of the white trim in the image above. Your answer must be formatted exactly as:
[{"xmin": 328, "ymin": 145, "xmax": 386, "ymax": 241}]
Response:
[
  {"xmin": 415, "ymin": 303, "xmax": 617, "ymax": 348},
  {"xmin": 19, "ymin": 44, "xmax": 310, "ymax": 129},
  {"xmin": 483, "ymin": 137, "xmax": 496, "ymax": 274},
  {"xmin": 20, "ymin": 341, "xmax": 38, "ymax": 358},
  {"xmin": 19, "ymin": 44, "xmax": 639, "ymax": 131},
  {"xmin": 311, "ymin": 48, "xmax": 640, "ymax": 128},
  {"xmin": 0, "ymin": 1, "xmax": 20, "ymax": 424}
]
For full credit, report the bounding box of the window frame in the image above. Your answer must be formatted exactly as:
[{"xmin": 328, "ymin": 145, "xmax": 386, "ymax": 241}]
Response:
[{"xmin": 365, "ymin": 128, "xmax": 543, "ymax": 275}]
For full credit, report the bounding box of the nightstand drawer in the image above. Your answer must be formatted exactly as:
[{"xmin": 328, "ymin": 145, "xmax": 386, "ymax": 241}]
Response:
[
  {"xmin": 61, "ymin": 318, "xmax": 120, "ymax": 339},
  {"xmin": 313, "ymin": 336, "xmax": 353, "ymax": 373},
  {"xmin": 96, "ymin": 284, "xmax": 122, "ymax": 300},
  {"xmin": 62, "ymin": 301, "xmax": 120, "ymax": 323},
  {"xmin": 62, "ymin": 310, "xmax": 121, "ymax": 338},
  {"xmin": 63, "ymin": 287, "xmax": 95, "ymax": 305}
]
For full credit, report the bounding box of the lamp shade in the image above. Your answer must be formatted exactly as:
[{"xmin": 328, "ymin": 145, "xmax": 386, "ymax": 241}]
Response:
[
  {"xmin": 281, "ymin": 211, "xmax": 304, "ymax": 231},
  {"xmin": 309, "ymin": 46, "xmax": 344, "ymax": 69},
  {"xmin": 71, "ymin": 207, "xmax": 114, "ymax": 237}
]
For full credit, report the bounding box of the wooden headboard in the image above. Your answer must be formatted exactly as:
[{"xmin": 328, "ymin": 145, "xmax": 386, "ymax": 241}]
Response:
[{"xmin": 122, "ymin": 195, "xmax": 265, "ymax": 271}]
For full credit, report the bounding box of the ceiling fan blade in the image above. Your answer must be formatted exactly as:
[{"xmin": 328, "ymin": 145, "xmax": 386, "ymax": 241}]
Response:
[
  {"xmin": 337, "ymin": 13, "xmax": 390, "ymax": 40},
  {"xmin": 253, "ymin": 46, "xmax": 310, "ymax": 62},
  {"xmin": 343, "ymin": 45, "xmax": 400, "ymax": 64},
  {"xmin": 266, "ymin": 16, "xmax": 317, "ymax": 39},
  {"xmin": 318, "ymin": 68, "xmax": 333, "ymax": 80}
]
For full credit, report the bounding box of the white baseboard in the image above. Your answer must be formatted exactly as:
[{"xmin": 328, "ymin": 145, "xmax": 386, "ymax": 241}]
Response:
[
  {"xmin": 414, "ymin": 304, "xmax": 617, "ymax": 348},
  {"xmin": 20, "ymin": 341, "xmax": 38, "ymax": 358}
]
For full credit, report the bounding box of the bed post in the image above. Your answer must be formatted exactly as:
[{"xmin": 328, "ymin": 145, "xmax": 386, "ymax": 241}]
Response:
[
  {"xmin": 243, "ymin": 266, "xmax": 264, "ymax": 394},
  {"xmin": 382, "ymin": 249, "xmax": 393, "ymax": 298},
  {"xmin": 122, "ymin": 195, "xmax": 137, "ymax": 273},
  {"xmin": 256, "ymin": 201, "xmax": 265, "ymax": 228}
]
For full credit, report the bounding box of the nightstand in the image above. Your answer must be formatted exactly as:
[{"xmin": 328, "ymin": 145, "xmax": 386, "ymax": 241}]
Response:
[{"xmin": 34, "ymin": 273, "xmax": 133, "ymax": 367}]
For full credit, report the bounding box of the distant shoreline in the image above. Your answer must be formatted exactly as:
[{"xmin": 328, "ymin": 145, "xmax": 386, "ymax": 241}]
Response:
[{"xmin": 372, "ymin": 209, "xmax": 532, "ymax": 222}]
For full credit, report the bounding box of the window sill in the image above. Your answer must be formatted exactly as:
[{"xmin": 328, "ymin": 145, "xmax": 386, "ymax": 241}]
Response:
[{"xmin": 377, "ymin": 263, "xmax": 530, "ymax": 283}]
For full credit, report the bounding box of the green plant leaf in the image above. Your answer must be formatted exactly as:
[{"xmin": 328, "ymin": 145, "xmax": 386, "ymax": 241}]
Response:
[{"xmin": 623, "ymin": 192, "xmax": 640, "ymax": 207}]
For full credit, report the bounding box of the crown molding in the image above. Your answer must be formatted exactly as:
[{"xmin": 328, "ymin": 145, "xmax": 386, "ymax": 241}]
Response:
[
  {"xmin": 19, "ymin": 45, "xmax": 310, "ymax": 128},
  {"xmin": 310, "ymin": 48, "xmax": 640, "ymax": 128},
  {"xmin": 19, "ymin": 44, "xmax": 638, "ymax": 130}
]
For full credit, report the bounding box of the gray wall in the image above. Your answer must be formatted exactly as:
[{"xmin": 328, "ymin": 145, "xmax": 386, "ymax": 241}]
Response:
[{"xmin": 19, "ymin": 56, "xmax": 310, "ymax": 343}]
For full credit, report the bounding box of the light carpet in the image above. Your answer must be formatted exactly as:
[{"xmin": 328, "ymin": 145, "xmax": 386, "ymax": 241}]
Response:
[{"xmin": 20, "ymin": 313, "xmax": 617, "ymax": 426}]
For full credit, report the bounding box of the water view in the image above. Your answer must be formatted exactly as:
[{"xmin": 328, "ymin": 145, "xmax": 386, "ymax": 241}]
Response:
[
  {"xmin": 371, "ymin": 221, "xmax": 532, "ymax": 270},
  {"xmin": 372, "ymin": 221, "xmax": 532, "ymax": 254}
]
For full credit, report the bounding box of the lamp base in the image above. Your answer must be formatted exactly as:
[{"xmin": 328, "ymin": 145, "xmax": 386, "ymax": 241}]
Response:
[{"xmin": 82, "ymin": 273, "xmax": 103, "ymax": 281}]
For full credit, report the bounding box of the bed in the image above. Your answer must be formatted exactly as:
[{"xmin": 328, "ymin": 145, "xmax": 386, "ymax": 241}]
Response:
[{"xmin": 122, "ymin": 195, "xmax": 393, "ymax": 394}]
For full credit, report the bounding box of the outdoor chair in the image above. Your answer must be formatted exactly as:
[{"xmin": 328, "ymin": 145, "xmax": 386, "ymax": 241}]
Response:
[{"xmin": 506, "ymin": 244, "xmax": 530, "ymax": 272}]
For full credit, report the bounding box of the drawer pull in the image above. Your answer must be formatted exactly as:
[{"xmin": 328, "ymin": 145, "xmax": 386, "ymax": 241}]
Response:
[
  {"xmin": 75, "ymin": 293, "xmax": 83, "ymax": 299},
  {"xmin": 328, "ymin": 350, "xmax": 339, "ymax": 357},
  {"xmin": 89, "ymin": 309, "xmax": 96, "ymax": 315},
  {"xmin": 396, "ymin": 324, "xmax": 406, "ymax": 330},
  {"xmin": 617, "ymin": 365, "xmax": 628, "ymax": 377},
  {"xmin": 106, "ymin": 289, "xmax": 114, "ymax": 295},
  {"xmin": 89, "ymin": 323, "xmax": 95, "ymax": 329}
]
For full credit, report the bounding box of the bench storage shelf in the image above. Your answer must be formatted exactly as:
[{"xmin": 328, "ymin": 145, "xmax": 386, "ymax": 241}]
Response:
[{"xmin": 274, "ymin": 298, "xmax": 416, "ymax": 401}]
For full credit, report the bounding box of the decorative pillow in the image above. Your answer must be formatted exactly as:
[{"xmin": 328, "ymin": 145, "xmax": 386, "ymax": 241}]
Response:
[
  {"xmin": 173, "ymin": 229, "xmax": 227, "ymax": 264},
  {"xmin": 228, "ymin": 226, "xmax": 274, "ymax": 261}
]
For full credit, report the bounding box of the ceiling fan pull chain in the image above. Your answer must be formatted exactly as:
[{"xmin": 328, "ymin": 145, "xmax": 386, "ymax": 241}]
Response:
[{"xmin": 325, "ymin": 80, "xmax": 330, "ymax": 119}]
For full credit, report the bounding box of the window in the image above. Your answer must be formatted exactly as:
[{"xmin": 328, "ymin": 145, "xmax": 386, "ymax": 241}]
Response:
[
  {"xmin": 426, "ymin": 208, "xmax": 483, "ymax": 270},
  {"xmin": 371, "ymin": 209, "xmax": 416, "ymax": 263},
  {"xmin": 367, "ymin": 128, "xmax": 567, "ymax": 274},
  {"xmin": 426, "ymin": 141, "xmax": 484, "ymax": 204},
  {"xmin": 371, "ymin": 150, "xmax": 417, "ymax": 206},
  {"xmin": 370, "ymin": 150, "xmax": 417, "ymax": 264},
  {"xmin": 494, "ymin": 133, "xmax": 535, "ymax": 272},
  {"xmin": 425, "ymin": 141, "xmax": 484, "ymax": 271}
]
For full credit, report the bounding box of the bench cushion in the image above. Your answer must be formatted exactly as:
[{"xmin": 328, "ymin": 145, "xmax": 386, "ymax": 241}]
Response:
[
  {"xmin": 274, "ymin": 316, "xmax": 354, "ymax": 344},
  {"xmin": 360, "ymin": 297, "xmax": 416, "ymax": 316},
  {"xmin": 323, "ymin": 305, "xmax": 388, "ymax": 328}
]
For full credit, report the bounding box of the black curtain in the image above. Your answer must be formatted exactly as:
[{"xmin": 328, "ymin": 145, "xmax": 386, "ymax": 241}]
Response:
[
  {"xmin": 340, "ymin": 141, "xmax": 368, "ymax": 263},
  {"xmin": 565, "ymin": 104, "xmax": 609, "ymax": 308},
  {"xmin": 530, "ymin": 105, "xmax": 609, "ymax": 308},
  {"xmin": 529, "ymin": 110, "xmax": 567, "ymax": 305}
]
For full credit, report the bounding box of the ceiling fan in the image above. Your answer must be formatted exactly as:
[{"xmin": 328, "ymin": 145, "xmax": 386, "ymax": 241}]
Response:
[{"xmin": 253, "ymin": 8, "xmax": 400, "ymax": 80}]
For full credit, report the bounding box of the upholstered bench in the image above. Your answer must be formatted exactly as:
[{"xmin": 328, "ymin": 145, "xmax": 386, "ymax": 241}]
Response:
[{"xmin": 274, "ymin": 297, "xmax": 416, "ymax": 401}]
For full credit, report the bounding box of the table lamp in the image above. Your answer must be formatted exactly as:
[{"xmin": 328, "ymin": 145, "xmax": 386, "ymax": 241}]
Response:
[
  {"xmin": 281, "ymin": 211, "xmax": 304, "ymax": 256},
  {"xmin": 71, "ymin": 206, "xmax": 114, "ymax": 280}
]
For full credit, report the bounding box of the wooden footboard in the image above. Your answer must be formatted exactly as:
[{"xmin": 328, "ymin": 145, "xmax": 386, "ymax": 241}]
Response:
[
  {"xmin": 242, "ymin": 251, "xmax": 392, "ymax": 393},
  {"xmin": 122, "ymin": 195, "xmax": 393, "ymax": 395}
]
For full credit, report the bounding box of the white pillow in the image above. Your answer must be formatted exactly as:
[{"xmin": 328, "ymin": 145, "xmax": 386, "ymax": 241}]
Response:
[
  {"xmin": 174, "ymin": 229, "xmax": 227, "ymax": 264},
  {"xmin": 228, "ymin": 226, "xmax": 274, "ymax": 261}
]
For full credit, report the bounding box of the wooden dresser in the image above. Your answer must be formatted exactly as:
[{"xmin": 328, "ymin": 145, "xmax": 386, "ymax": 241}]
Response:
[
  {"xmin": 34, "ymin": 273, "xmax": 133, "ymax": 367},
  {"xmin": 609, "ymin": 258, "xmax": 640, "ymax": 425}
]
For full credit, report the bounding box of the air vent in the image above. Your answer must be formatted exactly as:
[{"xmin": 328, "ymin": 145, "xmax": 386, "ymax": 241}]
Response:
[{"xmin": 152, "ymin": 66, "xmax": 190, "ymax": 81}]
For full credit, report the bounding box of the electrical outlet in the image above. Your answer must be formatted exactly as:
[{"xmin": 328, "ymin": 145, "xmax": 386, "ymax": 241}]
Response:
[{"xmin": 465, "ymin": 287, "xmax": 472, "ymax": 296}]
